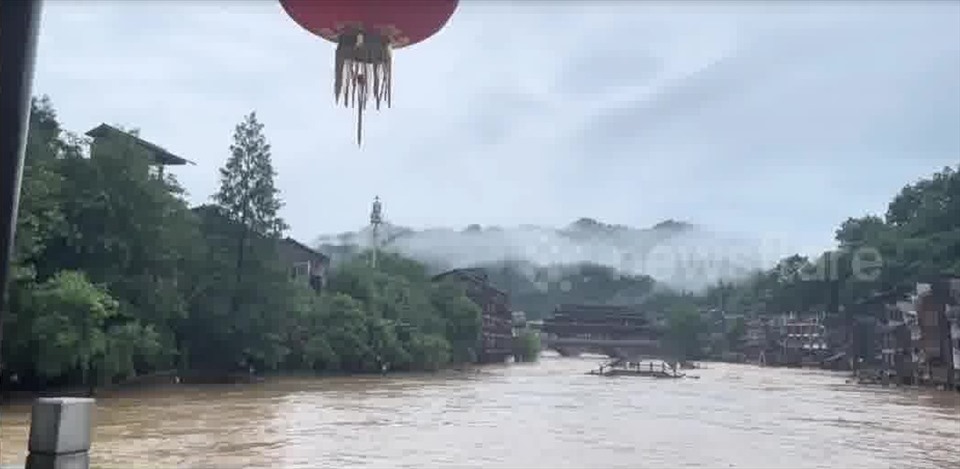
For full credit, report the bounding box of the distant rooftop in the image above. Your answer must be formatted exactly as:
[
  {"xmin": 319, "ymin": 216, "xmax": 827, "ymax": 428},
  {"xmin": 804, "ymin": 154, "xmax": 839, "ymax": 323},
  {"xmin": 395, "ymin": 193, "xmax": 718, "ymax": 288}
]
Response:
[
  {"xmin": 85, "ymin": 123, "xmax": 194, "ymax": 166},
  {"xmin": 432, "ymin": 268, "xmax": 507, "ymax": 296},
  {"xmin": 432, "ymin": 267, "xmax": 488, "ymax": 283},
  {"xmin": 279, "ymin": 236, "xmax": 330, "ymax": 262}
]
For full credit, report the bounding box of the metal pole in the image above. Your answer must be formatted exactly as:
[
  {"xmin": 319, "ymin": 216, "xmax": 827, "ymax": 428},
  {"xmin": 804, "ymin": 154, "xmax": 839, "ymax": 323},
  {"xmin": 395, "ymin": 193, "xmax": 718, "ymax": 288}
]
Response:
[{"xmin": 0, "ymin": 0, "xmax": 44, "ymax": 369}]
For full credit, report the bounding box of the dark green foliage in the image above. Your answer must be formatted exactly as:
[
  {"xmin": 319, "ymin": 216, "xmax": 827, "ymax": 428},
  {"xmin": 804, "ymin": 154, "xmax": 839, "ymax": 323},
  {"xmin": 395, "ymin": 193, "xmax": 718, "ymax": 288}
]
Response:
[
  {"xmin": 1, "ymin": 98, "xmax": 484, "ymax": 392},
  {"xmin": 658, "ymin": 164, "xmax": 959, "ymax": 350},
  {"xmin": 3, "ymin": 96, "xmax": 954, "ymax": 389},
  {"xmin": 513, "ymin": 330, "xmax": 541, "ymax": 362},
  {"xmin": 664, "ymin": 303, "xmax": 706, "ymax": 361}
]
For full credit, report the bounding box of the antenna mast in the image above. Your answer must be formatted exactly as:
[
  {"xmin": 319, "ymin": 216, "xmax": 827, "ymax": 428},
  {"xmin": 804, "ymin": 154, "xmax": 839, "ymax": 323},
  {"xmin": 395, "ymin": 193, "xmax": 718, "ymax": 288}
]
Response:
[{"xmin": 369, "ymin": 195, "xmax": 383, "ymax": 269}]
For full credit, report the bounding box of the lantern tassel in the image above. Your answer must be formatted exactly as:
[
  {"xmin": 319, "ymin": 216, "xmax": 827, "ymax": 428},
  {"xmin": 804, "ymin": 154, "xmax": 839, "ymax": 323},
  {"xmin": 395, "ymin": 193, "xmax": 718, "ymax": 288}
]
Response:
[{"xmin": 334, "ymin": 31, "xmax": 392, "ymax": 146}]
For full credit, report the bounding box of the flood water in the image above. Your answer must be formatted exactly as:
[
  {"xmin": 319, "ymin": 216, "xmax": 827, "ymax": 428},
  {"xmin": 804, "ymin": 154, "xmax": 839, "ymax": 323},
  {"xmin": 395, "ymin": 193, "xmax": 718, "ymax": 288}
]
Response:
[{"xmin": 2, "ymin": 356, "xmax": 959, "ymax": 469}]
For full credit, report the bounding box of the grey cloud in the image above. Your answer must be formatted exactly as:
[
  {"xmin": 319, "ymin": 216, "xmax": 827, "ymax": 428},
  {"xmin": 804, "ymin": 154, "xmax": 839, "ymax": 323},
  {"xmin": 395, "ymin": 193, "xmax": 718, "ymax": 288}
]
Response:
[
  {"xmin": 575, "ymin": 27, "xmax": 863, "ymax": 157},
  {"xmin": 554, "ymin": 44, "xmax": 664, "ymax": 98},
  {"xmin": 460, "ymin": 88, "xmax": 553, "ymax": 147},
  {"xmin": 31, "ymin": 0, "xmax": 960, "ymax": 256}
]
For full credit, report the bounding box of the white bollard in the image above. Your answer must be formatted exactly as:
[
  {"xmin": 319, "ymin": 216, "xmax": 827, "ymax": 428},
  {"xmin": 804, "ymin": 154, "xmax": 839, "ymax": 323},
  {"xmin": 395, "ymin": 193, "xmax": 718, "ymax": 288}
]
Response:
[{"xmin": 25, "ymin": 397, "xmax": 94, "ymax": 469}]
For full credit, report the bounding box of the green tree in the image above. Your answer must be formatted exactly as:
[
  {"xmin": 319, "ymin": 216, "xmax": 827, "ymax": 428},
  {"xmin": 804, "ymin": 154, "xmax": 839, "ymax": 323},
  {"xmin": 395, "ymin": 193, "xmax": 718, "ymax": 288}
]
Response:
[
  {"xmin": 405, "ymin": 333, "xmax": 451, "ymax": 371},
  {"xmin": 213, "ymin": 110, "xmax": 287, "ymax": 315},
  {"xmin": 664, "ymin": 303, "xmax": 705, "ymax": 361},
  {"xmin": 214, "ymin": 111, "xmax": 287, "ymax": 240},
  {"xmin": 28, "ymin": 271, "xmax": 117, "ymax": 387},
  {"xmin": 4, "ymin": 97, "xmax": 194, "ymax": 386},
  {"xmin": 14, "ymin": 97, "xmax": 68, "ymax": 264},
  {"xmin": 431, "ymin": 280, "xmax": 482, "ymax": 363},
  {"xmin": 2, "ymin": 97, "xmax": 523, "ymax": 391},
  {"xmin": 725, "ymin": 316, "xmax": 746, "ymax": 352},
  {"xmin": 194, "ymin": 111, "xmax": 292, "ymax": 372},
  {"xmin": 317, "ymin": 293, "xmax": 372, "ymax": 371},
  {"xmin": 513, "ymin": 330, "xmax": 541, "ymax": 362}
]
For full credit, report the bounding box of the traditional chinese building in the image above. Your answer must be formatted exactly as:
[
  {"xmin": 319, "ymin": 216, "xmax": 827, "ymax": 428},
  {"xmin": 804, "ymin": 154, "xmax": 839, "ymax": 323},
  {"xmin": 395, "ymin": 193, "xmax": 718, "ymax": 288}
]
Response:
[
  {"xmin": 946, "ymin": 279, "xmax": 960, "ymax": 389},
  {"xmin": 876, "ymin": 304, "xmax": 916, "ymax": 383},
  {"xmin": 85, "ymin": 123, "xmax": 195, "ymax": 180},
  {"xmin": 542, "ymin": 304, "xmax": 656, "ymax": 340},
  {"xmin": 782, "ymin": 313, "xmax": 829, "ymax": 366},
  {"xmin": 190, "ymin": 205, "xmax": 328, "ymax": 292},
  {"xmin": 915, "ymin": 281, "xmax": 958, "ymax": 388},
  {"xmin": 432, "ymin": 268, "xmax": 513, "ymax": 363}
]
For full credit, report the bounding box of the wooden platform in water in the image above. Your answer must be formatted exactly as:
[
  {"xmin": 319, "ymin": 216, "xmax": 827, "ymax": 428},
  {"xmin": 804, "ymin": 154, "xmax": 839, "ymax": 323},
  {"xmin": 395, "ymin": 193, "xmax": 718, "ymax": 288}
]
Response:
[
  {"xmin": 586, "ymin": 360, "xmax": 697, "ymax": 379},
  {"xmin": 588, "ymin": 368, "xmax": 685, "ymax": 379}
]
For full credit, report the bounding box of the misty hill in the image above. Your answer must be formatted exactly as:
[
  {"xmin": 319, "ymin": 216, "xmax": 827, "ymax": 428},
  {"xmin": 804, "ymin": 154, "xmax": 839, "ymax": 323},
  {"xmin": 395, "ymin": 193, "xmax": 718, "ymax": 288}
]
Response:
[
  {"xmin": 476, "ymin": 260, "xmax": 661, "ymax": 319},
  {"xmin": 315, "ymin": 218, "xmax": 778, "ymax": 293}
]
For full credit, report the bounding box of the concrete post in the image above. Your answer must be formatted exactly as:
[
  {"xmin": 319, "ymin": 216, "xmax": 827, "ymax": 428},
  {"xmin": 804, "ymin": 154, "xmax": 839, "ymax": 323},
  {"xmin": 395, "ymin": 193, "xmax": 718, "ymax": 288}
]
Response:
[{"xmin": 25, "ymin": 397, "xmax": 94, "ymax": 469}]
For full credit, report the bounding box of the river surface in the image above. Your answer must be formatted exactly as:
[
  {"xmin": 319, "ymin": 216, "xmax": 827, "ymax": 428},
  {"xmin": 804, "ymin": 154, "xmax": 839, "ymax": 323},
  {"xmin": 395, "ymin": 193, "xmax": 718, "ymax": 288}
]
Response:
[{"xmin": 2, "ymin": 357, "xmax": 959, "ymax": 469}]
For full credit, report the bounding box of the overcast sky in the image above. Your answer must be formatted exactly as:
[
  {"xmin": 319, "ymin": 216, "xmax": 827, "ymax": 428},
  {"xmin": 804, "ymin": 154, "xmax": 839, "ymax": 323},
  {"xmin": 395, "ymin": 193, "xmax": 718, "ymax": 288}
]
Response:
[{"xmin": 33, "ymin": 1, "xmax": 960, "ymax": 256}]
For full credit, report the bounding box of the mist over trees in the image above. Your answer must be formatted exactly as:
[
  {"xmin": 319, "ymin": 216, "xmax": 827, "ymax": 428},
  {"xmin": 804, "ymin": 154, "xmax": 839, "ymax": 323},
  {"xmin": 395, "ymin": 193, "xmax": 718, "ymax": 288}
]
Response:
[
  {"xmin": 690, "ymin": 165, "xmax": 958, "ymax": 318},
  {"xmin": 314, "ymin": 163, "xmax": 958, "ymax": 361},
  {"xmin": 2, "ymin": 96, "xmax": 956, "ymax": 392}
]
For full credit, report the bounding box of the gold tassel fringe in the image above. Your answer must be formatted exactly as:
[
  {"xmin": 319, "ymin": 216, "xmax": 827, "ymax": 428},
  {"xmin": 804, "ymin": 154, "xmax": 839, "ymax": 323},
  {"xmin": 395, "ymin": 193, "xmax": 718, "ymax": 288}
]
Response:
[{"xmin": 334, "ymin": 31, "xmax": 392, "ymax": 146}]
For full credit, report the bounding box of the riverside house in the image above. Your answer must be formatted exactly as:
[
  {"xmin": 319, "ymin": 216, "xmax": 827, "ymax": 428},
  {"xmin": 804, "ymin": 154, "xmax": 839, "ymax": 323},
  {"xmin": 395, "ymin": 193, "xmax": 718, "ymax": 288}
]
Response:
[
  {"xmin": 915, "ymin": 280, "xmax": 959, "ymax": 388},
  {"xmin": 276, "ymin": 237, "xmax": 330, "ymax": 292},
  {"xmin": 432, "ymin": 268, "xmax": 514, "ymax": 363}
]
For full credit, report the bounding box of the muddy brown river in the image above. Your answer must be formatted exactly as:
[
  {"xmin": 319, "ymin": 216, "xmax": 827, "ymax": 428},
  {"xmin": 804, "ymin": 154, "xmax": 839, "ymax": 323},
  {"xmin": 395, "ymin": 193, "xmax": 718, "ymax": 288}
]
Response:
[{"xmin": 2, "ymin": 357, "xmax": 959, "ymax": 469}]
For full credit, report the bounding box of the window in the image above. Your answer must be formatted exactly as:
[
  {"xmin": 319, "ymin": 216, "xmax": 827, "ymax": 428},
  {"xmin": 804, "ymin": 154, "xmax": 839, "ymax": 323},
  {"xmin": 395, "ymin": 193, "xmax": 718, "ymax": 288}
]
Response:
[{"xmin": 291, "ymin": 262, "xmax": 310, "ymax": 279}]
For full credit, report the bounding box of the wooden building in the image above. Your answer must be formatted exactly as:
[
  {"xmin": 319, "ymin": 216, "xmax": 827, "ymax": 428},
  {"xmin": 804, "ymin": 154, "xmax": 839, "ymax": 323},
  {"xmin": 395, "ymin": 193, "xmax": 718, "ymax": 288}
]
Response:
[
  {"xmin": 276, "ymin": 237, "xmax": 330, "ymax": 292},
  {"xmin": 916, "ymin": 281, "xmax": 958, "ymax": 387},
  {"xmin": 85, "ymin": 123, "xmax": 195, "ymax": 179},
  {"xmin": 432, "ymin": 268, "xmax": 513, "ymax": 363},
  {"xmin": 782, "ymin": 316, "xmax": 829, "ymax": 362},
  {"xmin": 542, "ymin": 304, "xmax": 659, "ymax": 340},
  {"xmin": 190, "ymin": 205, "xmax": 329, "ymax": 292}
]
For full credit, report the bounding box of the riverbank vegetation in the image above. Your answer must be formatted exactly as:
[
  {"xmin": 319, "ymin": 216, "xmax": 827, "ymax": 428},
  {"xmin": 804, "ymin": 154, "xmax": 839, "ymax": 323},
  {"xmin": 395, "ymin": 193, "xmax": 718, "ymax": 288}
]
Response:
[
  {"xmin": 0, "ymin": 97, "xmax": 483, "ymax": 394},
  {"xmin": 648, "ymin": 164, "xmax": 959, "ymax": 360},
  {"xmin": 3, "ymin": 97, "xmax": 956, "ymax": 393},
  {"xmin": 488, "ymin": 165, "xmax": 958, "ymax": 360},
  {"xmin": 692, "ymin": 164, "xmax": 958, "ymax": 318}
]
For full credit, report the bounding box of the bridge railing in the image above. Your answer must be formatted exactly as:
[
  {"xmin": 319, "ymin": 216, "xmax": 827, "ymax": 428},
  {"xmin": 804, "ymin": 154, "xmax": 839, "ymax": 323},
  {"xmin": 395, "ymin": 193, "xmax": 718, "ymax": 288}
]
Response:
[{"xmin": 542, "ymin": 337, "xmax": 660, "ymax": 348}]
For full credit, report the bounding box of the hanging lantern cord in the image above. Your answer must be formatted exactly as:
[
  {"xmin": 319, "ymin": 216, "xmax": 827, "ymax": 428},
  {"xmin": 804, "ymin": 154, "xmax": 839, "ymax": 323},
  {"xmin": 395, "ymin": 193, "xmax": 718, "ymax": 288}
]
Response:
[
  {"xmin": 356, "ymin": 72, "xmax": 365, "ymax": 146},
  {"xmin": 334, "ymin": 30, "xmax": 392, "ymax": 146}
]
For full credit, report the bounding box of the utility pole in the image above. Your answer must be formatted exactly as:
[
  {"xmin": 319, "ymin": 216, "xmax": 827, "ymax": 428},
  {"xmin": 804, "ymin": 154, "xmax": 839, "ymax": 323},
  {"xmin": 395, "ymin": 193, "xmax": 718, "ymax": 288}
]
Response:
[
  {"xmin": 369, "ymin": 195, "xmax": 383, "ymax": 269},
  {"xmin": 0, "ymin": 0, "xmax": 44, "ymax": 369}
]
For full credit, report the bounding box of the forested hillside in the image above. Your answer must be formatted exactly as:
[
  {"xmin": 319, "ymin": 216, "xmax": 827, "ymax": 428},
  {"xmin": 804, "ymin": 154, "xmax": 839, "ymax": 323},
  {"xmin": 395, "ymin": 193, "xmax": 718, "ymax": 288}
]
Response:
[{"xmin": 478, "ymin": 261, "xmax": 657, "ymax": 319}]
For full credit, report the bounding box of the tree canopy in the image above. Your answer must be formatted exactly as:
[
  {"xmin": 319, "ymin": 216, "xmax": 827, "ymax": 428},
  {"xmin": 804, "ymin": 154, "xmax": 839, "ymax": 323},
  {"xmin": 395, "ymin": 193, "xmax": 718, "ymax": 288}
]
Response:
[
  {"xmin": 678, "ymin": 164, "xmax": 959, "ymax": 323},
  {"xmin": 1, "ymin": 97, "xmax": 484, "ymax": 393}
]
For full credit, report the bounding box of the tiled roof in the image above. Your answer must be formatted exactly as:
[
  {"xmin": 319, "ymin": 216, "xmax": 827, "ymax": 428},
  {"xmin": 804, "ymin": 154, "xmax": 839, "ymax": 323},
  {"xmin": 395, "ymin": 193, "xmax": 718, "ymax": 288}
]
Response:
[{"xmin": 86, "ymin": 123, "xmax": 195, "ymax": 166}]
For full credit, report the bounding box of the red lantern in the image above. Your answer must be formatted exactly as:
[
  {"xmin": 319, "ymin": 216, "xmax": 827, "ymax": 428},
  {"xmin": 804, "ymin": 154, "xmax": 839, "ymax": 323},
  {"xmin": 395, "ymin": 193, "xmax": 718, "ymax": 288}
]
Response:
[{"xmin": 279, "ymin": 0, "xmax": 459, "ymax": 145}]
